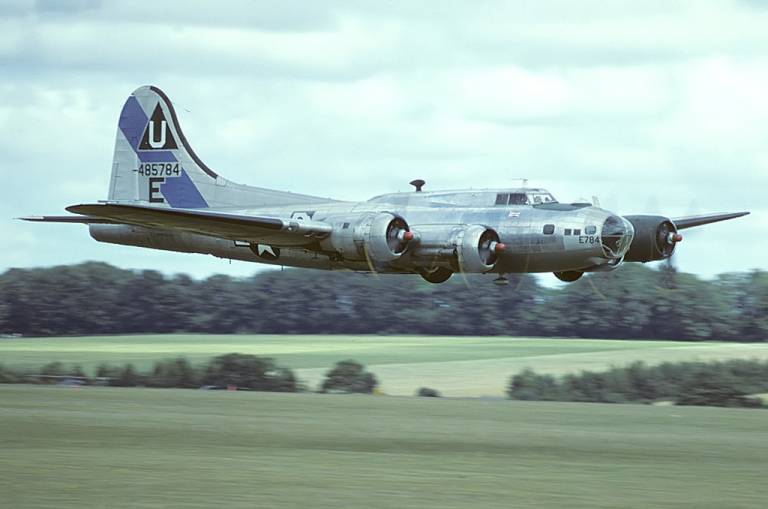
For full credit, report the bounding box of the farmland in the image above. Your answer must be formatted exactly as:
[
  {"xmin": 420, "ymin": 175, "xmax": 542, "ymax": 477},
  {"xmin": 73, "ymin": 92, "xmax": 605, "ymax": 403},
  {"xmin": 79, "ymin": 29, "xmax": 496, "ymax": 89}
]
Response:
[{"xmin": 2, "ymin": 385, "xmax": 767, "ymax": 508}]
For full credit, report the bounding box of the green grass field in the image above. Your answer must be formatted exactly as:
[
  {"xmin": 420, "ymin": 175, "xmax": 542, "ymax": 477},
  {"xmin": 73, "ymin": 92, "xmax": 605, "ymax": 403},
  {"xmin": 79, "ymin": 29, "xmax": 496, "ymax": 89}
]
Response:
[
  {"xmin": 1, "ymin": 385, "xmax": 767, "ymax": 509},
  {"xmin": 2, "ymin": 335, "xmax": 768, "ymax": 396}
]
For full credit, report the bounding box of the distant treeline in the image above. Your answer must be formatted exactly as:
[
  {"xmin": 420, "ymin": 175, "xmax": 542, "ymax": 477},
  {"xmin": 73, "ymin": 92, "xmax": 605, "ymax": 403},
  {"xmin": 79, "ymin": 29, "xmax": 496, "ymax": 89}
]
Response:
[
  {"xmin": 0, "ymin": 262, "xmax": 766, "ymax": 340},
  {"xmin": 508, "ymin": 360, "xmax": 768, "ymax": 408},
  {"xmin": 0, "ymin": 354, "xmax": 378, "ymax": 394}
]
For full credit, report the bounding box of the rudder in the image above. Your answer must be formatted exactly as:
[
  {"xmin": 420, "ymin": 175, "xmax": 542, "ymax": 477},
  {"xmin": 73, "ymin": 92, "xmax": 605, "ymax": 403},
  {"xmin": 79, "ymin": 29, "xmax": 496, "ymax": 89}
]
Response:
[
  {"xmin": 107, "ymin": 86, "xmax": 331, "ymax": 209},
  {"xmin": 109, "ymin": 85, "xmax": 218, "ymax": 208}
]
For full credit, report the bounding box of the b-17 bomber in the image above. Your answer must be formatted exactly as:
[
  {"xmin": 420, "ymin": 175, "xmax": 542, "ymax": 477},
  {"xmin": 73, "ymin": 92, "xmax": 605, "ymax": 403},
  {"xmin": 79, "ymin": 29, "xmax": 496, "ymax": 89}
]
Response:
[{"xmin": 23, "ymin": 86, "xmax": 750, "ymax": 284}]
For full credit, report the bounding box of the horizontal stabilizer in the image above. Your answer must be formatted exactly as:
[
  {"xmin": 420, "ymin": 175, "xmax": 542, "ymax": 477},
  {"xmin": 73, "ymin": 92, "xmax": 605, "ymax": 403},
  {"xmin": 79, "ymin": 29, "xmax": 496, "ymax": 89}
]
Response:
[
  {"xmin": 673, "ymin": 211, "xmax": 750, "ymax": 230},
  {"xmin": 66, "ymin": 203, "xmax": 332, "ymax": 246},
  {"xmin": 18, "ymin": 215, "xmax": 117, "ymax": 224}
]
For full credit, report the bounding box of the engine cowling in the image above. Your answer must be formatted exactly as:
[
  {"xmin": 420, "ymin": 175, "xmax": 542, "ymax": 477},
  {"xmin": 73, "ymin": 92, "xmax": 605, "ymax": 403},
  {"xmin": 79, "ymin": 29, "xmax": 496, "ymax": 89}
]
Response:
[
  {"xmin": 323, "ymin": 212, "xmax": 411, "ymax": 266},
  {"xmin": 623, "ymin": 215, "xmax": 681, "ymax": 263},
  {"xmin": 408, "ymin": 224, "xmax": 504, "ymax": 273},
  {"xmin": 455, "ymin": 225, "xmax": 504, "ymax": 273}
]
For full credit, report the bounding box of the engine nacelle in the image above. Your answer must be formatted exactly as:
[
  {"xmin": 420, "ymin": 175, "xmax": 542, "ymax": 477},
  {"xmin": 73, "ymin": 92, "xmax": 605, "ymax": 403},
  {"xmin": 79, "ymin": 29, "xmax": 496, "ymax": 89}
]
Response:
[
  {"xmin": 322, "ymin": 212, "xmax": 411, "ymax": 266},
  {"xmin": 455, "ymin": 225, "xmax": 503, "ymax": 273},
  {"xmin": 409, "ymin": 224, "xmax": 503, "ymax": 273},
  {"xmin": 623, "ymin": 215, "xmax": 680, "ymax": 263}
]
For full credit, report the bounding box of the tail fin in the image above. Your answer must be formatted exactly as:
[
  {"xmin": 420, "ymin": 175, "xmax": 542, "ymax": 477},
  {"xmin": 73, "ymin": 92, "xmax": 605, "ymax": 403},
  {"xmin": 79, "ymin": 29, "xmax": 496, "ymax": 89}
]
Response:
[{"xmin": 108, "ymin": 86, "xmax": 326, "ymax": 209}]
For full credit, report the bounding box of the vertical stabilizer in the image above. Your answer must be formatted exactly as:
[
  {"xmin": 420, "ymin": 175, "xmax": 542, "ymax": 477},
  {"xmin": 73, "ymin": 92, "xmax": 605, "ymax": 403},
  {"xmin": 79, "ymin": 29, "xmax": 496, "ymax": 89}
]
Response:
[{"xmin": 108, "ymin": 86, "xmax": 328, "ymax": 209}]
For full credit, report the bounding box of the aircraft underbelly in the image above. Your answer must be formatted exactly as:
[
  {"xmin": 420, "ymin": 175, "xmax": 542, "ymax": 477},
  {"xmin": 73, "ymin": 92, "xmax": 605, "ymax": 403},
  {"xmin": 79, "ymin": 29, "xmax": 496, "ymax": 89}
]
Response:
[{"xmin": 89, "ymin": 224, "xmax": 335, "ymax": 270}]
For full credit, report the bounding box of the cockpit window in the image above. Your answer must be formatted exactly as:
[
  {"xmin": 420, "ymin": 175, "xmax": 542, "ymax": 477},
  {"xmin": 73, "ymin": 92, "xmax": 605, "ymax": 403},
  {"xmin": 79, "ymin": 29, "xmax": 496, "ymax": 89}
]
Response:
[
  {"xmin": 496, "ymin": 191, "xmax": 555, "ymax": 206},
  {"xmin": 527, "ymin": 192, "xmax": 557, "ymax": 204}
]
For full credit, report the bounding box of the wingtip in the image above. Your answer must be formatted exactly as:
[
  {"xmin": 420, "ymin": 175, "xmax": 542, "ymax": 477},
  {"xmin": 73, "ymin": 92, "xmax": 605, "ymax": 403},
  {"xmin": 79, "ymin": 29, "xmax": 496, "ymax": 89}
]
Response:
[
  {"xmin": 65, "ymin": 204, "xmax": 95, "ymax": 215},
  {"xmin": 674, "ymin": 210, "xmax": 752, "ymax": 230}
]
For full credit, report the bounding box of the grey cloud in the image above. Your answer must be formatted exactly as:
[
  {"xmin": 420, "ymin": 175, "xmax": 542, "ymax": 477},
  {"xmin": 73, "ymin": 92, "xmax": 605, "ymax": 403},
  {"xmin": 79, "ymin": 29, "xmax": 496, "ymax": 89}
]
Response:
[
  {"xmin": 27, "ymin": 0, "xmax": 338, "ymax": 31},
  {"xmin": 3, "ymin": 0, "xmax": 767, "ymax": 93},
  {"xmin": 737, "ymin": 0, "xmax": 768, "ymax": 9},
  {"xmin": 35, "ymin": 0, "xmax": 101, "ymax": 15}
]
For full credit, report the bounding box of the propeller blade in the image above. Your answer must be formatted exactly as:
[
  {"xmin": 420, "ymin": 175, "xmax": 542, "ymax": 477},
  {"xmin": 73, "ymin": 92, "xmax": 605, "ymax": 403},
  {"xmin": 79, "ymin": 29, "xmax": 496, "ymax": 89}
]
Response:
[{"xmin": 362, "ymin": 245, "xmax": 380, "ymax": 279}]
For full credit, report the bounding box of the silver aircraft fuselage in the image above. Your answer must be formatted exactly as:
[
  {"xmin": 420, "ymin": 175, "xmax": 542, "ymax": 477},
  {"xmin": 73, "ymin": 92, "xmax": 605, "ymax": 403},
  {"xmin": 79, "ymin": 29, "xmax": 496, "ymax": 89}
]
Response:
[{"xmin": 89, "ymin": 187, "xmax": 631, "ymax": 275}]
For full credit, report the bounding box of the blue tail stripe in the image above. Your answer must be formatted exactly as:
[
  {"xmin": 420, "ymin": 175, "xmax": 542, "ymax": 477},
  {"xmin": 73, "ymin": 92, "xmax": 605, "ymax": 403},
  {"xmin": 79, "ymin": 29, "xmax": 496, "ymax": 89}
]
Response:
[
  {"xmin": 160, "ymin": 169, "xmax": 209, "ymax": 208},
  {"xmin": 118, "ymin": 96, "xmax": 147, "ymax": 150},
  {"xmin": 119, "ymin": 95, "xmax": 208, "ymax": 208}
]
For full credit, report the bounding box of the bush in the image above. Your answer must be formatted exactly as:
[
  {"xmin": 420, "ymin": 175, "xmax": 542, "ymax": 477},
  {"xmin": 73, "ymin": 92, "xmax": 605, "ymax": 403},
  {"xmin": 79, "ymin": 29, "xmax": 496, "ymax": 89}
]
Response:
[
  {"xmin": 147, "ymin": 358, "xmax": 200, "ymax": 388},
  {"xmin": 111, "ymin": 364, "xmax": 142, "ymax": 387},
  {"xmin": 508, "ymin": 369, "xmax": 562, "ymax": 401},
  {"xmin": 40, "ymin": 361, "xmax": 68, "ymax": 378},
  {"xmin": 417, "ymin": 387, "xmax": 441, "ymax": 398},
  {"xmin": 508, "ymin": 360, "xmax": 768, "ymax": 408},
  {"xmin": 675, "ymin": 369, "xmax": 763, "ymax": 408},
  {"xmin": 0, "ymin": 354, "xmax": 298, "ymax": 392},
  {"xmin": 0, "ymin": 364, "xmax": 22, "ymax": 383},
  {"xmin": 35, "ymin": 362, "xmax": 88, "ymax": 383},
  {"xmin": 203, "ymin": 353, "xmax": 297, "ymax": 392},
  {"xmin": 320, "ymin": 360, "xmax": 378, "ymax": 394},
  {"xmin": 95, "ymin": 363, "xmax": 121, "ymax": 380}
]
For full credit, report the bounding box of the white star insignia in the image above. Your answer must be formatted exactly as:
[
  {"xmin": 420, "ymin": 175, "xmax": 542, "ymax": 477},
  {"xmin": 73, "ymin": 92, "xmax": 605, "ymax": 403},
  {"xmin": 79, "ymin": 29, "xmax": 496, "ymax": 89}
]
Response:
[{"xmin": 256, "ymin": 244, "xmax": 279, "ymax": 259}]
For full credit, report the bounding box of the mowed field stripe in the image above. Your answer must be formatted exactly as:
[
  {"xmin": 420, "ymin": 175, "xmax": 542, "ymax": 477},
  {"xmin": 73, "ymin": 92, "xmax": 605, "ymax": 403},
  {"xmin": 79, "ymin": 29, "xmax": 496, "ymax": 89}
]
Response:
[
  {"xmin": 2, "ymin": 385, "xmax": 768, "ymax": 509},
  {"xmin": 0, "ymin": 335, "xmax": 673, "ymax": 370}
]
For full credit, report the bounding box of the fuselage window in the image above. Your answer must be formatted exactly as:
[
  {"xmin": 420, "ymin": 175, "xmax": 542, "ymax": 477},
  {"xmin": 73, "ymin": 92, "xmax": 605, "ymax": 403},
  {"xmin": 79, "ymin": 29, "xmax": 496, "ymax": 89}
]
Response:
[
  {"xmin": 573, "ymin": 229, "xmax": 581, "ymax": 236},
  {"xmin": 495, "ymin": 193, "xmax": 509, "ymax": 205},
  {"xmin": 509, "ymin": 193, "xmax": 528, "ymax": 205},
  {"xmin": 585, "ymin": 226, "xmax": 597, "ymax": 235},
  {"xmin": 543, "ymin": 224, "xmax": 555, "ymax": 235},
  {"xmin": 564, "ymin": 228, "xmax": 572, "ymax": 236}
]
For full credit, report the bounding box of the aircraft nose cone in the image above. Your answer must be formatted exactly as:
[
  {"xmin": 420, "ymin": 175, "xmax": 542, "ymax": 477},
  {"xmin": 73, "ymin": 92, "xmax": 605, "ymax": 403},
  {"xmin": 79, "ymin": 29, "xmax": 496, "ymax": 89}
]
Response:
[{"xmin": 601, "ymin": 214, "xmax": 634, "ymax": 259}]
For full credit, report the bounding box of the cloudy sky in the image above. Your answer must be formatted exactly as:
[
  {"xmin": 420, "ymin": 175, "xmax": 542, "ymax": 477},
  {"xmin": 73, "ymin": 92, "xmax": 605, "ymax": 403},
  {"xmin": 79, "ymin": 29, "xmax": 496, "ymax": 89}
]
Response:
[{"xmin": 1, "ymin": 0, "xmax": 766, "ymax": 280}]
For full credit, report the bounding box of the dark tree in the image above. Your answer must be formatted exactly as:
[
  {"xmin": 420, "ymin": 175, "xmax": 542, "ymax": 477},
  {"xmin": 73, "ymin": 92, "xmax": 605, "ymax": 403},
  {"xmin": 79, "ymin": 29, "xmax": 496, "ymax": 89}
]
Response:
[
  {"xmin": 0, "ymin": 262, "xmax": 765, "ymax": 341},
  {"xmin": 147, "ymin": 358, "xmax": 200, "ymax": 388},
  {"xmin": 675, "ymin": 369, "xmax": 763, "ymax": 408},
  {"xmin": 113, "ymin": 364, "xmax": 142, "ymax": 387},
  {"xmin": 321, "ymin": 360, "xmax": 378, "ymax": 394},
  {"xmin": 508, "ymin": 360, "xmax": 768, "ymax": 408},
  {"xmin": 203, "ymin": 353, "xmax": 297, "ymax": 392}
]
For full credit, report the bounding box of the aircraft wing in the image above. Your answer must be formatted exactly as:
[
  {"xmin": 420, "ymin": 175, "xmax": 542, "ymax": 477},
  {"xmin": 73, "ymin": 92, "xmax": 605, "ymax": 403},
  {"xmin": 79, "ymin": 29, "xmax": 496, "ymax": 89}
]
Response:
[
  {"xmin": 61, "ymin": 203, "xmax": 332, "ymax": 246},
  {"xmin": 672, "ymin": 211, "xmax": 750, "ymax": 230}
]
